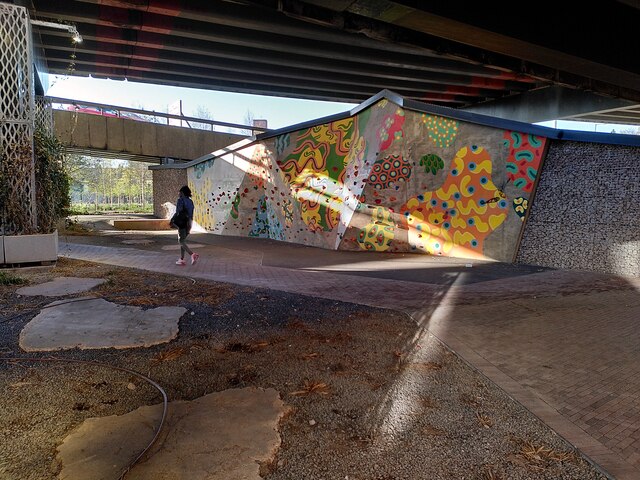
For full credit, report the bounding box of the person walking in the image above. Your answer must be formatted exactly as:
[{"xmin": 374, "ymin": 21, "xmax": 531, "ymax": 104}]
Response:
[{"xmin": 173, "ymin": 185, "xmax": 199, "ymax": 266}]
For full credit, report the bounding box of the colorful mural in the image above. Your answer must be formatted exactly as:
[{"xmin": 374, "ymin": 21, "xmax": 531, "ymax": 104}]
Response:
[
  {"xmin": 249, "ymin": 194, "xmax": 285, "ymax": 240},
  {"xmin": 419, "ymin": 154, "xmax": 444, "ymax": 175},
  {"xmin": 504, "ymin": 131, "xmax": 545, "ymax": 192},
  {"xmin": 422, "ymin": 114, "xmax": 459, "ymax": 148},
  {"xmin": 368, "ymin": 154, "xmax": 412, "ymax": 190},
  {"xmin": 401, "ymin": 145, "xmax": 509, "ymax": 258},
  {"xmin": 357, "ymin": 207, "xmax": 396, "ymax": 252},
  {"xmin": 185, "ymin": 95, "xmax": 548, "ymax": 262},
  {"xmin": 278, "ymin": 119, "xmax": 355, "ymax": 233},
  {"xmin": 378, "ymin": 105, "xmax": 405, "ymax": 151}
]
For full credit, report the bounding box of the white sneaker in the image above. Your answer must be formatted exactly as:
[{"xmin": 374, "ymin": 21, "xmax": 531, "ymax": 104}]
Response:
[
  {"xmin": 191, "ymin": 253, "xmax": 200, "ymax": 265},
  {"xmin": 176, "ymin": 259, "xmax": 186, "ymax": 266}
]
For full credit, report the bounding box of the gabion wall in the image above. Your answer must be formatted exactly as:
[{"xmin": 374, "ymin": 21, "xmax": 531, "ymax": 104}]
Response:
[
  {"xmin": 516, "ymin": 140, "xmax": 640, "ymax": 277},
  {"xmin": 0, "ymin": 3, "xmax": 35, "ymax": 235},
  {"xmin": 152, "ymin": 167, "xmax": 187, "ymax": 218}
]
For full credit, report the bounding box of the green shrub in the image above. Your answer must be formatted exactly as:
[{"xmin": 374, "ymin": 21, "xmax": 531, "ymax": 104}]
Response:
[
  {"xmin": 0, "ymin": 137, "xmax": 36, "ymax": 234},
  {"xmin": 34, "ymin": 127, "xmax": 71, "ymax": 233}
]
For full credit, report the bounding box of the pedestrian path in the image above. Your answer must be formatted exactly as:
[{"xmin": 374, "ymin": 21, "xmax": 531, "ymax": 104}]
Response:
[{"xmin": 60, "ymin": 241, "xmax": 640, "ymax": 480}]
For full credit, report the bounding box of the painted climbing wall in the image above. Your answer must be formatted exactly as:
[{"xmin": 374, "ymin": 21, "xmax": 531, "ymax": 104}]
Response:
[{"xmin": 188, "ymin": 98, "xmax": 547, "ymax": 262}]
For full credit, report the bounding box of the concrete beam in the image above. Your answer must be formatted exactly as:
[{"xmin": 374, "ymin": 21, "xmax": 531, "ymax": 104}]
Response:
[
  {"xmin": 53, "ymin": 110, "xmax": 245, "ymax": 161},
  {"xmin": 462, "ymin": 86, "xmax": 638, "ymax": 124}
]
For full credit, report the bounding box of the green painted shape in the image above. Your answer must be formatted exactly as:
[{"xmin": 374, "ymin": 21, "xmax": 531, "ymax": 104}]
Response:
[
  {"xmin": 230, "ymin": 192, "xmax": 241, "ymax": 219},
  {"xmin": 419, "ymin": 153, "xmax": 444, "ymax": 175}
]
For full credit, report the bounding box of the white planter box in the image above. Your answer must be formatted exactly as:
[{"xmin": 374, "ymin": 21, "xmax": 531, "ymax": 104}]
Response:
[{"xmin": 3, "ymin": 230, "xmax": 58, "ymax": 264}]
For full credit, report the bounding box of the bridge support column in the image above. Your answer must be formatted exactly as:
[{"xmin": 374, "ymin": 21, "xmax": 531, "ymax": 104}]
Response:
[
  {"xmin": 151, "ymin": 167, "xmax": 187, "ymax": 218},
  {"xmin": 0, "ymin": 3, "xmax": 36, "ymax": 234}
]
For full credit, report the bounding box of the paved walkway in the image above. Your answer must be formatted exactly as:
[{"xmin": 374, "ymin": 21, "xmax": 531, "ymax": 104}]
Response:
[{"xmin": 59, "ymin": 238, "xmax": 640, "ymax": 480}]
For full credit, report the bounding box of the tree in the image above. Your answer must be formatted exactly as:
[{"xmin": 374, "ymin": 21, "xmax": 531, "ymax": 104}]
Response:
[
  {"xmin": 619, "ymin": 126, "xmax": 640, "ymax": 136},
  {"xmin": 242, "ymin": 109, "xmax": 255, "ymax": 135},
  {"xmin": 63, "ymin": 154, "xmax": 92, "ymax": 203},
  {"xmin": 63, "ymin": 153, "xmax": 93, "ymax": 176},
  {"xmin": 130, "ymin": 102, "xmax": 167, "ymax": 124},
  {"xmin": 191, "ymin": 105, "xmax": 215, "ymax": 131}
]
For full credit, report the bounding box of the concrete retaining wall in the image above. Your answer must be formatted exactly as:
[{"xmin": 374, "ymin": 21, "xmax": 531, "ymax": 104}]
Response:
[
  {"xmin": 516, "ymin": 141, "xmax": 640, "ymax": 276},
  {"xmin": 152, "ymin": 168, "xmax": 188, "ymax": 218}
]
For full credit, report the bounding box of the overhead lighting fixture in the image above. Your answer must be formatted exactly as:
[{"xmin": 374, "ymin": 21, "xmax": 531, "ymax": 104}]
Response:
[
  {"xmin": 31, "ymin": 19, "xmax": 83, "ymax": 43},
  {"xmin": 71, "ymin": 28, "xmax": 83, "ymax": 44}
]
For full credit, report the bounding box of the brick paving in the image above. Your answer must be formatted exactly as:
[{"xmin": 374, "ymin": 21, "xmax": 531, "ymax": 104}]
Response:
[{"xmin": 60, "ymin": 240, "xmax": 640, "ymax": 480}]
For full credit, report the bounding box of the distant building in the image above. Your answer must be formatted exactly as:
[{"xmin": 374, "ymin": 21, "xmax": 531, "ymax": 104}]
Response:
[{"xmin": 252, "ymin": 119, "xmax": 268, "ymax": 131}]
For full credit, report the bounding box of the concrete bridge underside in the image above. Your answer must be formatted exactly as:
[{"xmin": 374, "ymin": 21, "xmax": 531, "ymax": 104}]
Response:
[{"xmin": 53, "ymin": 110, "xmax": 245, "ymax": 163}]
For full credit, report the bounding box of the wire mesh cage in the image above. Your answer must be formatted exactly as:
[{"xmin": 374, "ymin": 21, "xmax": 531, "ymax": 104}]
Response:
[{"xmin": 0, "ymin": 3, "xmax": 36, "ymax": 235}]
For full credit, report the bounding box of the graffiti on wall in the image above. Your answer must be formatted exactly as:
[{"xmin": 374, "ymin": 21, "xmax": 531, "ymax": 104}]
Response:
[{"xmin": 187, "ymin": 97, "xmax": 547, "ymax": 262}]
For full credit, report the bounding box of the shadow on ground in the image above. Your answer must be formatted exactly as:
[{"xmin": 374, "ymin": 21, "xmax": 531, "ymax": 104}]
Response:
[{"xmin": 1, "ymin": 213, "xmax": 637, "ymax": 479}]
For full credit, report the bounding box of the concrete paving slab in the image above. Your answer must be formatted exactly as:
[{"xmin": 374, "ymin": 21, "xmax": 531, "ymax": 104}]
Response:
[
  {"xmin": 19, "ymin": 297, "xmax": 186, "ymax": 351},
  {"xmin": 122, "ymin": 239, "xmax": 155, "ymax": 245},
  {"xmin": 160, "ymin": 243, "xmax": 205, "ymax": 250},
  {"xmin": 56, "ymin": 387, "xmax": 286, "ymax": 480},
  {"xmin": 16, "ymin": 277, "xmax": 106, "ymax": 297}
]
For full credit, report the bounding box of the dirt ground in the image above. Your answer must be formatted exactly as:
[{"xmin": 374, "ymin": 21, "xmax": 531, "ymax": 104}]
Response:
[{"xmin": 0, "ymin": 253, "xmax": 610, "ymax": 480}]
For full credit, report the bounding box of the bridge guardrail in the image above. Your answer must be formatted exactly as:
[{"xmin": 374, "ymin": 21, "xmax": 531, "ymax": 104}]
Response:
[{"xmin": 46, "ymin": 96, "xmax": 270, "ymax": 135}]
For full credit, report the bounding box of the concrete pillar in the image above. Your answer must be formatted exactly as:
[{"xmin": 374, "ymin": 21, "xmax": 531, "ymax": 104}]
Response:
[{"xmin": 151, "ymin": 167, "xmax": 188, "ymax": 218}]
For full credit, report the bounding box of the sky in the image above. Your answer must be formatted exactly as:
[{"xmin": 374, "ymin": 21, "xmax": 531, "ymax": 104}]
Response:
[
  {"xmin": 47, "ymin": 74, "xmax": 639, "ymax": 135},
  {"xmin": 46, "ymin": 75, "xmax": 357, "ymax": 131}
]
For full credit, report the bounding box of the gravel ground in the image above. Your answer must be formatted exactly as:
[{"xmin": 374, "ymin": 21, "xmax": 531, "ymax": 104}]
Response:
[{"xmin": 0, "ymin": 258, "xmax": 608, "ymax": 480}]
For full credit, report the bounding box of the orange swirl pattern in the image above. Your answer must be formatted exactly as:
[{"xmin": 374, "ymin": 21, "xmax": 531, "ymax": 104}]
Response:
[{"xmin": 400, "ymin": 145, "xmax": 508, "ymax": 258}]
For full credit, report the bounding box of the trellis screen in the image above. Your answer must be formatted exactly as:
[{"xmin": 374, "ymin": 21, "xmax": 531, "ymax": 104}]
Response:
[
  {"xmin": 0, "ymin": 3, "xmax": 36, "ymax": 235},
  {"xmin": 35, "ymin": 96, "xmax": 53, "ymax": 136}
]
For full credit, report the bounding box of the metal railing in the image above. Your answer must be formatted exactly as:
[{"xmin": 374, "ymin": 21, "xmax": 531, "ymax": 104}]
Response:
[{"xmin": 46, "ymin": 96, "xmax": 271, "ymax": 134}]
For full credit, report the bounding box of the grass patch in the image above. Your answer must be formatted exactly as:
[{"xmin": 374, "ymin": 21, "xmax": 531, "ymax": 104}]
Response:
[
  {"xmin": 68, "ymin": 203, "xmax": 153, "ymax": 215},
  {"xmin": 0, "ymin": 271, "xmax": 27, "ymax": 285}
]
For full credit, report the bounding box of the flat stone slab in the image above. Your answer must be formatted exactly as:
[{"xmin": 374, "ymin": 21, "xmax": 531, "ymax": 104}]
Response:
[
  {"xmin": 113, "ymin": 219, "xmax": 171, "ymax": 231},
  {"xmin": 16, "ymin": 277, "xmax": 106, "ymax": 297},
  {"xmin": 57, "ymin": 388, "xmax": 287, "ymax": 480},
  {"xmin": 19, "ymin": 297, "xmax": 186, "ymax": 351}
]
